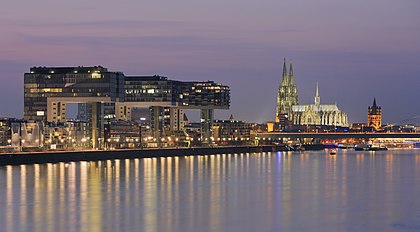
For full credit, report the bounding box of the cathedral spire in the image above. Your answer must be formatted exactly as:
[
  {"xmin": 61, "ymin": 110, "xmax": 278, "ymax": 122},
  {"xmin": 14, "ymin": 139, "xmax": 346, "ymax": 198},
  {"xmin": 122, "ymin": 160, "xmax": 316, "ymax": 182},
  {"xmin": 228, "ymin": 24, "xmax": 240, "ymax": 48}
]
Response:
[
  {"xmin": 372, "ymin": 98, "xmax": 377, "ymax": 108},
  {"xmin": 282, "ymin": 58, "xmax": 288, "ymax": 83},
  {"xmin": 315, "ymin": 82, "xmax": 320, "ymax": 105},
  {"xmin": 289, "ymin": 62, "xmax": 294, "ymax": 80}
]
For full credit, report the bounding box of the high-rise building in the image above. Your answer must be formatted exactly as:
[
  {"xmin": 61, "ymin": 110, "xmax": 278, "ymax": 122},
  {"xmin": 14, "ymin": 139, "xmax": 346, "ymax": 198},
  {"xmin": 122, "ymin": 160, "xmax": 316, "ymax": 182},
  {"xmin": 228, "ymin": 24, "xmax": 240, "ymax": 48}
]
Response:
[
  {"xmin": 24, "ymin": 66, "xmax": 124, "ymax": 122},
  {"xmin": 368, "ymin": 98, "xmax": 382, "ymax": 130},
  {"xmin": 276, "ymin": 59, "xmax": 298, "ymax": 125},
  {"xmin": 24, "ymin": 66, "xmax": 230, "ymax": 148}
]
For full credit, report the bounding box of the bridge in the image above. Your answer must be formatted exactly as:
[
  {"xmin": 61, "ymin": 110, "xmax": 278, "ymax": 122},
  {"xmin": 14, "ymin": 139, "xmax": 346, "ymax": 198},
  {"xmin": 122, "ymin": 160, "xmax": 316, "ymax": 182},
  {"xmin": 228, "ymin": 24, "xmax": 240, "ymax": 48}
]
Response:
[{"xmin": 257, "ymin": 132, "xmax": 420, "ymax": 140}]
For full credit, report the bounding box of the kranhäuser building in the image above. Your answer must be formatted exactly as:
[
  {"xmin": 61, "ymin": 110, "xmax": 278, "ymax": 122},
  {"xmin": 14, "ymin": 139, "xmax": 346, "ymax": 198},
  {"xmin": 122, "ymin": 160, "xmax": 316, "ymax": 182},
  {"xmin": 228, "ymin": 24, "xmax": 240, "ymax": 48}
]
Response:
[{"xmin": 24, "ymin": 66, "xmax": 230, "ymax": 148}]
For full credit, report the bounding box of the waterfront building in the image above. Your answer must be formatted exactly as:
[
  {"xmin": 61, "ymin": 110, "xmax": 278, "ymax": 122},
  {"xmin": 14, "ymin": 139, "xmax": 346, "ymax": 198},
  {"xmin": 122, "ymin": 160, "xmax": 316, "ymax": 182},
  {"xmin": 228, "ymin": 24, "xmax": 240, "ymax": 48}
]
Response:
[
  {"xmin": 24, "ymin": 66, "xmax": 124, "ymax": 122},
  {"xmin": 44, "ymin": 121, "xmax": 91, "ymax": 150},
  {"xmin": 24, "ymin": 66, "xmax": 124, "ymax": 148},
  {"xmin": 0, "ymin": 118, "xmax": 16, "ymax": 147},
  {"xmin": 212, "ymin": 115, "xmax": 254, "ymax": 145},
  {"xmin": 368, "ymin": 98, "xmax": 382, "ymax": 130},
  {"xmin": 276, "ymin": 59, "xmax": 298, "ymax": 125},
  {"xmin": 118, "ymin": 75, "xmax": 230, "ymax": 143},
  {"xmin": 291, "ymin": 83, "xmax": 348, "ymax": 127},
  {"xmin": 104, "ymin": 120, "xmax": 142, "ymax": 149},
  {"xmin": 10, "ymin": 121, "xmax": 43, "ymax": 149},
  {"xmin": 24, "ymin": 66, "xmax": 230, "ymax": 148}
]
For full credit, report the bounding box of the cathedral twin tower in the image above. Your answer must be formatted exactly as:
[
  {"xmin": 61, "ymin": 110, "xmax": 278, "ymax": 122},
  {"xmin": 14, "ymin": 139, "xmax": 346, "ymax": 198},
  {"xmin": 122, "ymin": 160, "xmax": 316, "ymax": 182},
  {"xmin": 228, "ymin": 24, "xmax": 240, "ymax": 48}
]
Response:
[
  {"xmin": 276, "ymin": 59, "xmax": 348, "ymax": 127},
  {"xmin": 276, "ymin": 59, "xmax": 298, "ymax": 124}
]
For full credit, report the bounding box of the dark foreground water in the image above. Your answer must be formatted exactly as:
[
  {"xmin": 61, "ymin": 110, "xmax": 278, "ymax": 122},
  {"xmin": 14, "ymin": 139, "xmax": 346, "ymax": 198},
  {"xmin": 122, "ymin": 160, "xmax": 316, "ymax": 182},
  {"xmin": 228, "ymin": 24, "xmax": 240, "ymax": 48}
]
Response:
[{"xmin": 1, "ymin": 150, "xmax": 420, "ymax": 232}]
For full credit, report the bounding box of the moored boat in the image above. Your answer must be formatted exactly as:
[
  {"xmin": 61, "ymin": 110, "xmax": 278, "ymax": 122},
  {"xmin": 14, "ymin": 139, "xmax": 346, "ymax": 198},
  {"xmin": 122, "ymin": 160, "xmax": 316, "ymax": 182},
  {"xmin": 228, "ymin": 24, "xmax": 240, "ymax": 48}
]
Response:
[{"xmin": 354, "ymin": 144, "xmax": 388, "ymax": 151}]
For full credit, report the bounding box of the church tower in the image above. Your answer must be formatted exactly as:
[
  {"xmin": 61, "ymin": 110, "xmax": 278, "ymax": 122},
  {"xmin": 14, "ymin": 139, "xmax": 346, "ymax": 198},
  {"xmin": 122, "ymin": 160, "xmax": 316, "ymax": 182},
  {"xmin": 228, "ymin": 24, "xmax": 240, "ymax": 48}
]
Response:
[
  {"xmin": 368, "ymin": 98, "xmax": 382, "ymax": 130},
  {"xmin": 314, "ymin": 82, "xmax": 320, "ymax": 105},
  {"xmin": 276, "ymin": 59, "xmax": 298, "ymax": 125}
]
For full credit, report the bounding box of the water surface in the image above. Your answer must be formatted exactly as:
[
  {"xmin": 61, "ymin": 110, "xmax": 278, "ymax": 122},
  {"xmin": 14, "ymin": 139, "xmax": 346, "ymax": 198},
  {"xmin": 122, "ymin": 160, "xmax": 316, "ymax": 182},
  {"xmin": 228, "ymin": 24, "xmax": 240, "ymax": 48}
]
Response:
[{"xmin": 1, "ymin": 150, "xmax": 420, "ymax": 232}]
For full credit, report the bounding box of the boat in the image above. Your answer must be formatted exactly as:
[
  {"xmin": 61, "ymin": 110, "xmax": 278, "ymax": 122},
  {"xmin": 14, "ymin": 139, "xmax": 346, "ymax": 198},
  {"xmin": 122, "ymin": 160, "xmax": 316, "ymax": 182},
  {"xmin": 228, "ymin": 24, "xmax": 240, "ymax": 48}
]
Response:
[
  {"xmin": 330, "ymin": 149, "xmax": 337, "ymax": 155},
  {"xmin": 354, "ymin": 144, "xmax": 388, "ymax": 151}
]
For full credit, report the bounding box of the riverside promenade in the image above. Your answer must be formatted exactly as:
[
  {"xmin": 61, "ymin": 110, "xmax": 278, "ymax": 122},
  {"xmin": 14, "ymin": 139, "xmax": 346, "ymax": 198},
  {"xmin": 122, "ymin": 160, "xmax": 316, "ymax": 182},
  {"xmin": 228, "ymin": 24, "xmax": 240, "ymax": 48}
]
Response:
[{"xmin": 0, "ymin": 145, "xmax": 320, "ymax": 166}]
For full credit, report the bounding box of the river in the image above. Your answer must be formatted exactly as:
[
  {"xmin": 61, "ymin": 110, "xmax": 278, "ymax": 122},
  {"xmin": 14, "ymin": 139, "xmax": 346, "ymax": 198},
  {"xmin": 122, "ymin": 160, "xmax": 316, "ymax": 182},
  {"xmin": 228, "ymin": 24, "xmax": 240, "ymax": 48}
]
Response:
[{"xmin": 1, "ymin": 149, "xmax": 420, "ymax": 232}]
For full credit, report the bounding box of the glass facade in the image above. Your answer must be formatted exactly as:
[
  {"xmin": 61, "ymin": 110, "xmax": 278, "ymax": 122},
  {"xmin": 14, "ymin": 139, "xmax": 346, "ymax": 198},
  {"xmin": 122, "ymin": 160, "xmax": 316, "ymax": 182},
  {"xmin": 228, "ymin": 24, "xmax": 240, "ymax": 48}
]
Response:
[
  {"xmin": 124, "ymin": 76, "xmax": 175, "ymax": 103},
  {"xmin": 124, "ymin": 76, "xmax": 230, "ymax": 109},
  {"xmin": 24, "ymin": 66, "xmax": 124, "ymax": 122},
  {"xmin": 179, "ymin": 81, "xmax": 230, "ymax": 109}
]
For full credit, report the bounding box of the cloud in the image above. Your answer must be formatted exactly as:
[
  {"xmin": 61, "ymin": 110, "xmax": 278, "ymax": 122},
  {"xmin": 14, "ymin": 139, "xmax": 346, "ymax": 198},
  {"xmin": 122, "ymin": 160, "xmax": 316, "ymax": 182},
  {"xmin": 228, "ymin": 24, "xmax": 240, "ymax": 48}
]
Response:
[{"xmin": 0, "ymin": 19, "xmax": 184, "ymax": 29}]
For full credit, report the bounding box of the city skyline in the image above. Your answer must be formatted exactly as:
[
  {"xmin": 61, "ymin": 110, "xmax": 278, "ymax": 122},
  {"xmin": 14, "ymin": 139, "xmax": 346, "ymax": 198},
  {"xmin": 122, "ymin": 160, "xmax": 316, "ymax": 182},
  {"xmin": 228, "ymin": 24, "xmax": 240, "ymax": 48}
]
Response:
[{"xmin": 1, "ymin": 0, "xmax": 419, "ymax": 123}]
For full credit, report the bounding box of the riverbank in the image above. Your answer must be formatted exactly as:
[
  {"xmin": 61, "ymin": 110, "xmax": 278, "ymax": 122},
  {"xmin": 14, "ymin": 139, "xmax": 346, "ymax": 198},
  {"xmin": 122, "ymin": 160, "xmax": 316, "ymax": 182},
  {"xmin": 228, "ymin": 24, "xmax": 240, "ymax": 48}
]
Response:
[{"xmin": 0, "ymin": 144, "xmax": 327, "ymax": 166}]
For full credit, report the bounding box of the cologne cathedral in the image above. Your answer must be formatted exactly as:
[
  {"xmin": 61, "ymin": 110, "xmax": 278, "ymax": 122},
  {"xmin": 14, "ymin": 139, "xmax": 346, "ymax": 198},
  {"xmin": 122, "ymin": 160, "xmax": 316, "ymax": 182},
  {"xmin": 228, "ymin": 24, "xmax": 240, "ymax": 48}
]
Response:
[{"xmin": 276, "ymin": 60, "xmax": 348, "ymax": 127}]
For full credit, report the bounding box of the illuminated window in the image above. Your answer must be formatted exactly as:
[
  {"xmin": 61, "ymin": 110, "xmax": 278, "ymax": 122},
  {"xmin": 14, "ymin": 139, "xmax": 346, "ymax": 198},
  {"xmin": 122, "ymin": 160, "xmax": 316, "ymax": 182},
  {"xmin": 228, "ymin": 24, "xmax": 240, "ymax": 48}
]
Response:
[{"xmin": 91, "ymin": 73, "xmax": 102, "ymax": 79}]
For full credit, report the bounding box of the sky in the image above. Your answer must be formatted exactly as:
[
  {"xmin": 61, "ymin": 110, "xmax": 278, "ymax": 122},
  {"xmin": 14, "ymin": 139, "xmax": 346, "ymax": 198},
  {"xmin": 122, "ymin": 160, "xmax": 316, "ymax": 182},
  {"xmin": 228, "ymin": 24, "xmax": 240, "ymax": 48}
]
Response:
[{"xmin": 0, "ymin": 0, "xmax": 419, "ymax": 123}]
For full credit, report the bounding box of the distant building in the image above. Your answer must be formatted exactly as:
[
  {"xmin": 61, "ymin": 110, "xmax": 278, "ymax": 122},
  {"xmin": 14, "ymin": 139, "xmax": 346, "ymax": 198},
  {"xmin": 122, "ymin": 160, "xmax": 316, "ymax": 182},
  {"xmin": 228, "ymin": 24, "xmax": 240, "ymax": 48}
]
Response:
[
  {"xmin": 212, "ymin": 115, "xmax": 253, "ymax": 145},
  {"xmin": 291, "ymin": 83, "xmax": 348, "ymax": 127},
  {"xmin": 24, "ymin": 66, "xmax": 124, "ymax": 123},
  {"xmin": 276, "ymin": 59, "xmax": 298, "ymax": 125},
  {"xmin": 368, "ymin": 98, "xmax": 382, "ymax": 130},
  {"xmin": 276, "ymin": 60, "xmax": 348, "ymax": 127},
  {"xmin": 0, "ymin": 118, "xmax": 15, "ymax": 146},
  {"xmin": 24, "ymin": 66, "xmax": 230, "ymax": 148}
]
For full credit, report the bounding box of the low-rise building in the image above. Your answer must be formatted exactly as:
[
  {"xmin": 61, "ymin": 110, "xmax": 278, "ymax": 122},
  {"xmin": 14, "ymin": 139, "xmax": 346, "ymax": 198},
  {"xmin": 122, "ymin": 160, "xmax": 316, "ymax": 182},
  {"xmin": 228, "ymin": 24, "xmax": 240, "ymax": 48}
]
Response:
[{"xmin": 212, "ymin": 115, "xmax": 254, "ymax": 145}]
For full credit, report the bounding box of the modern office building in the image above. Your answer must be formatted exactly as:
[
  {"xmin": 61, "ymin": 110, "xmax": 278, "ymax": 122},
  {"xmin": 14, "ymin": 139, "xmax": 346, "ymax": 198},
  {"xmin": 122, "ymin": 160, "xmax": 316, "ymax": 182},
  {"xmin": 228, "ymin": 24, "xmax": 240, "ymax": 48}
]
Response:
[
  {"xmin": 24, "ymin": 66, "xmax": 125, "ymax": 148},
  {"xmin": 368, "ymin": 98, "xmax": 382, "ymax": 130},
  {"xmin": 118, "ymin": 75, "xmax": 230, "ymax": 143},
  {"xmin": 24, "ymin": 66, "xmax": 230, "ymax": 148},
  {"xmin": 24, "ymin": 66, "xmax": 124, "ymax": 122}
]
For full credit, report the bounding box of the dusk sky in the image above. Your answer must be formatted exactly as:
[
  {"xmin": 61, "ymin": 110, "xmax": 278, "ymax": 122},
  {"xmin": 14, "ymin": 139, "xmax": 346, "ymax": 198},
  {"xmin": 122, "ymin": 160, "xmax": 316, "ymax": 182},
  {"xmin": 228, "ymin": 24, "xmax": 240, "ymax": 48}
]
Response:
[{"xmin": 1, "ymin": 0, "xmax": 419, "ymax": 123}]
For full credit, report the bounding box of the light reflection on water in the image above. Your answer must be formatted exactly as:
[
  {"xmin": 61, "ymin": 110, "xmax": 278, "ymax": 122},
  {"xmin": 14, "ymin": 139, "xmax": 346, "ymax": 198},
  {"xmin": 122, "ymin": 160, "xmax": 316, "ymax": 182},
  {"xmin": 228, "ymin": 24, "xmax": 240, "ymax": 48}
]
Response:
[{"xmin": 1, "ymin": 150, "xmax": 420, "ymax": 232}]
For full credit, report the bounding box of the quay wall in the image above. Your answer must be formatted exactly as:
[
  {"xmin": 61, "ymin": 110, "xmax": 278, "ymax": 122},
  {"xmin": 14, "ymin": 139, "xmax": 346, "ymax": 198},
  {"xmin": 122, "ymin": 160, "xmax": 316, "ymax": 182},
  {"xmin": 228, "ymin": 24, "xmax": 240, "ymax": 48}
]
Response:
[{"xmin": 0, "ymin": 145, "xmax": 321, "ymax": 166}]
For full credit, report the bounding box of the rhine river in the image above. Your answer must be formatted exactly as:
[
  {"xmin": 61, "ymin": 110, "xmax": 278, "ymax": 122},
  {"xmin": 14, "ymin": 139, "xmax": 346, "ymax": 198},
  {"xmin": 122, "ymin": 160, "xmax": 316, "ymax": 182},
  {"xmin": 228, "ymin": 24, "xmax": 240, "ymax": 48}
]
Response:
[{"xmin": 1, "ymin": 150, "xmax": 420, "ymax": 232}]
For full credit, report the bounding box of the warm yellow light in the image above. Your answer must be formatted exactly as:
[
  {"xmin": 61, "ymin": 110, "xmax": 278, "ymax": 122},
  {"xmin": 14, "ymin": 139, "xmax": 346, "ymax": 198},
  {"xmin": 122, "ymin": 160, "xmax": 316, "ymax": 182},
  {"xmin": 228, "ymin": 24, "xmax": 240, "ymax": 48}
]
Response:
[{"xmin": 91, "ymin": 73, "xmax": 102, "ymax": 79}]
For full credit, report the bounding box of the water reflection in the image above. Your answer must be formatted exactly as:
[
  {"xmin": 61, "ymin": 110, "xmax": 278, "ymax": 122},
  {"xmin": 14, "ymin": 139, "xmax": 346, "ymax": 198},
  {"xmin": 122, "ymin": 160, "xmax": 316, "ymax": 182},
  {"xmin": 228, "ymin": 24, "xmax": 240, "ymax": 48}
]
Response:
[{"xmin": 1, "ymin": 150, "xmax": 420, "ymax": 232}]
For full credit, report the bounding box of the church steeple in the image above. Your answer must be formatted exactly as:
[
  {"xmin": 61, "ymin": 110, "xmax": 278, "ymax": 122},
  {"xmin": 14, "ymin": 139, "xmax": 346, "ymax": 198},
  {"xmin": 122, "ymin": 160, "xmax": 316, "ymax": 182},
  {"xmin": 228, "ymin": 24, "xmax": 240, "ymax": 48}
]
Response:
[
  {"xmin": 229, "ymin": 114, "xmax": 235, "ymax": 121},
  {"xmin": 372, "ymin": 98, "xmax": 377, "ymax": 108},
  {"xmin": 314, "ymin": 82, "xmax": 320, "ymax": 105},
  {"xmin": 282, "ymin": 58, "xmax": 288, "ymax": 83},
  {"xmin": 289, "ymin": 62, "xmax": 294, "ymax": 81}
]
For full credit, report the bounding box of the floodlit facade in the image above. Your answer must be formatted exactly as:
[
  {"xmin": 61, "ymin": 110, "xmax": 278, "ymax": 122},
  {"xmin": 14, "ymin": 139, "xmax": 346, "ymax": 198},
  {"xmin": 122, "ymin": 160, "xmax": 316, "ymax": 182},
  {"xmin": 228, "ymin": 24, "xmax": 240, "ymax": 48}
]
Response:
[
  {"xmin": 276, "ymin": 60, "xmax": 348, "ymax": 127},
  {"xmin": 291, "ymin": 83, "xmax": 348, "ymax": 127},
  {"xmin": 276, "ymin": 59, "xmax": 298, "ymax": 125},
  {"xmin": 368, "ymin": 98, "xmax": 382, "ymax": 130}
]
